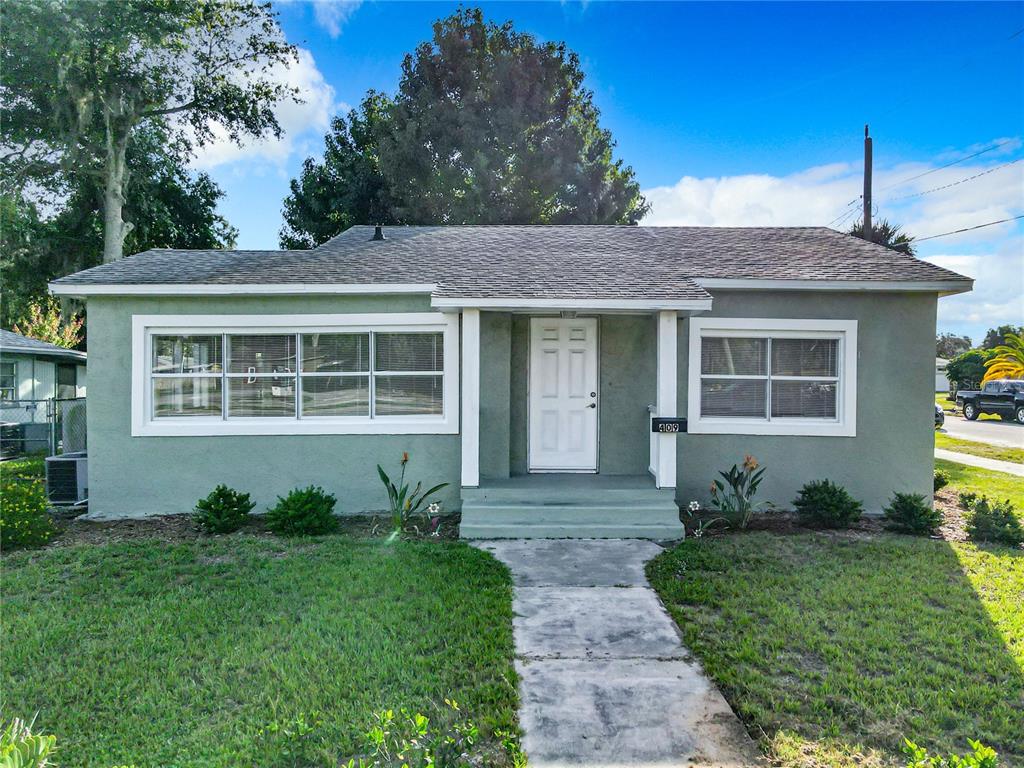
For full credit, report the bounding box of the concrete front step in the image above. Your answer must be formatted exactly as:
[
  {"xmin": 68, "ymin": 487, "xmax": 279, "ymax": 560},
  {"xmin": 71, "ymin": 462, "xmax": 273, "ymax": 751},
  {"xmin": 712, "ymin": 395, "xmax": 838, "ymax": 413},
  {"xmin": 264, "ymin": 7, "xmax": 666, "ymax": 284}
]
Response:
[
  {"xmin": 460, "ymin": 522, "xmax": 684, "ymax": 539},
  {"xmin": 461, "ymin": 486, "xmax": 674, "ymax": 505},
  {"xmin": 461, "ymin": 503, "xmax": 679, "ymax": 525}
]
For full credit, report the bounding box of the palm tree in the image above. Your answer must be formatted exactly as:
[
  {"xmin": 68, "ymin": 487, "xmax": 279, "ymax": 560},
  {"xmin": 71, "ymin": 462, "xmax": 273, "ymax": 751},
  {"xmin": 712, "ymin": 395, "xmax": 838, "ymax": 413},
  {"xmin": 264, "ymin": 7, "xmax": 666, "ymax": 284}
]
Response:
[
  {"xmin": 848, "ymin": 218, "xmax": 916, "ymax": 256},
  {"xmin": 983, "ymin": 332, "xmax": 1024, "ymax": 383}
]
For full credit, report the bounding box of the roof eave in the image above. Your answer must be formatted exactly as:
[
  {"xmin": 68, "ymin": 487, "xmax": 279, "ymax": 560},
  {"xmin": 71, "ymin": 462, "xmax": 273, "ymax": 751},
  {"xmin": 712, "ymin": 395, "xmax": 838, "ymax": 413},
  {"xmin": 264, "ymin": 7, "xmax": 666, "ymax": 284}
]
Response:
[
  {"xmin": 430, "ymin": 296, "xmax": 714, "ymax": 313},
  {"xmin": 694, "ymin": 277, "xmax": 974, "ymax": 296},
  {"xmin": 49, "ymin": 282, "xmax": 437, "ymax": 297}
]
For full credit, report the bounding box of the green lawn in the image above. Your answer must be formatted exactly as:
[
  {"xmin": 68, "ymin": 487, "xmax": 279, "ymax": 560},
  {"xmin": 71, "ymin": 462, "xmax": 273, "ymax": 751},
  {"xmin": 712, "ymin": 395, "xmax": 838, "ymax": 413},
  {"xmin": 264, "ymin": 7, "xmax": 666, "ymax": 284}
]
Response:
[
  {"xmin": 935, "ymin": 432, "xmax": 1024, "ymax": 465},
  {"xmin": 648, "ymin": 533, "xmax": 1024, "ymax": 767},
  {"xmin": 936, "ymin": 458, "xmax": 1024, "ymax": 509},
  {"xmin": 2, "ymin": 536, "xmax": 518, "ymax": 767}
]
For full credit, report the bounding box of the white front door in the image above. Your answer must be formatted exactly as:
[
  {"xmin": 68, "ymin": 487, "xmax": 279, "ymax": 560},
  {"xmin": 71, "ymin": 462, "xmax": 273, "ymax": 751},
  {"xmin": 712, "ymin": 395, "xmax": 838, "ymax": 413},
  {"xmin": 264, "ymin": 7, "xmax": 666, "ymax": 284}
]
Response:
[{"xmin": 529, "ymin": 317, "xmax": 599, "ymax": 472}]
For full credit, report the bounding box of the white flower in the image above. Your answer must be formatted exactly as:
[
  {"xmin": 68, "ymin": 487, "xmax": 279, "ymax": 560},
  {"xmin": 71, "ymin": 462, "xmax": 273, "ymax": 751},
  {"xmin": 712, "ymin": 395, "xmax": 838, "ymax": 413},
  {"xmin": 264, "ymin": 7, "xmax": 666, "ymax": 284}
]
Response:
[
  {"xmin": 428, "ymin": 502, "xmax": 441, "ymax": 515},
  {"xmin": 688, "ymin": 500, "xmax": 701, "ymax": 512}
]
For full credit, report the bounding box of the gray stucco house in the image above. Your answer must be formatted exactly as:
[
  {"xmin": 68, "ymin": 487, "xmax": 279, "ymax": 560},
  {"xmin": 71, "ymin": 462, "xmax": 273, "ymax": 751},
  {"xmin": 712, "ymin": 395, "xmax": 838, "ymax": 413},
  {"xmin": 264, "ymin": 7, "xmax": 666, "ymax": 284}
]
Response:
[{"xmin": 50, "ymin": 225, "xmax": 972, "ymax": 537}]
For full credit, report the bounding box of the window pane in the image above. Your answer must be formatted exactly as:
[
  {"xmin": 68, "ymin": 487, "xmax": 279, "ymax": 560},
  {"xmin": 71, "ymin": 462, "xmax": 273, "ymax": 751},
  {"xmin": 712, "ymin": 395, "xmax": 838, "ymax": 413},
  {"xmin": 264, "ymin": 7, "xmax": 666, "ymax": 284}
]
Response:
[
  {"xmin": 153, "ymin": 335, "xmax": 222, "ymax": 374},
  {"xmin": 227, "ymin": 376, "xmax": 295, "ymax": 417},
  {"xmin": 228, "ymin": 335, "xmax": 296, "ymax": 375},
  {"xmin": 375, "ymin": 333, "xmax": 443, "ymax": 372},
  {"xmin": 700, "ymin": 379, "xmax": 767, "ymax": 418},
  {"xmin": 772, "ymin": 338, "xmax": 838, "ymax": 377},
  {"xmin": 301, "ymin": 375, "xmax": 369, "ymax": 416},
  {"xmin": 375, "ymin": 375, "xmax": 443, "ymax": 415},
  {"xmin": 302, "ymin": 333, "xmax": 369, "ymax": 373},
  {"xmin": 701, "ymin": 337, "xmax": 767, "ymax": 376},
  {"xmin": 772, "ymin": 380, "xmax": 837, "ymax": 419},
  {"xmin": 153, "ymin": 377, "xmax": 222, "ymax": 417}
]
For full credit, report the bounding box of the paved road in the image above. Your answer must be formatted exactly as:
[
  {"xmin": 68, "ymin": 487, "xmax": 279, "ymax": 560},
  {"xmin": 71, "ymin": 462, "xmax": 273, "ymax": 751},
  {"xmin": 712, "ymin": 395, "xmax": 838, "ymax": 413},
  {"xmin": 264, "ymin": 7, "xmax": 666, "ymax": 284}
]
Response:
[
  {"xmin": 935, "ymin": 448, "xmax": 1024, "ymax": 477},
  {"xmin": 476, "ymin": 539, "xmax": 758, "ymax": 768},
  {"xmin": 939, "ymin": 415, "xmax": 1023, "ymax": 449}
]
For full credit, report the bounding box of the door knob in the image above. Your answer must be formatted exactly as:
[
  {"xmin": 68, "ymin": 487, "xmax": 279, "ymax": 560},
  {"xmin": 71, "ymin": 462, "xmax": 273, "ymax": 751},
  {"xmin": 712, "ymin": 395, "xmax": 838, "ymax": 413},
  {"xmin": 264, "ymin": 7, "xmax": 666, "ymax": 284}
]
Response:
[
  {"xmin": 586, "ymin": 403, "xmax": 596, "ymax": 409},
  {"xmin": 590, "ymin": 392, "xmax": 597, "ymax": 397}
]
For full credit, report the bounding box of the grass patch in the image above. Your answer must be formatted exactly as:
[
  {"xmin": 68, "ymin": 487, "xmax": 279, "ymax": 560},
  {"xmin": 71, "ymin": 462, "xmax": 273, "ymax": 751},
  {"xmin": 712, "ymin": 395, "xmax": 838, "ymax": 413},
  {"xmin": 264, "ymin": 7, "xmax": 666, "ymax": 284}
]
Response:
[
  {"xmin": 648, "ymin": 532, "xmax": 1024, "ymax": 767},
  {"xmin": 2, "ymin": 537, "xmax": 518, "ymax": 767},
  {"xmin": 936, "ymin": 458, "xmax": 1024, "ymax": 509},
  {"xmin": 936, "ymin": 432, "xmax": 1024, "ymax": 464},
  {"xmin": 936, "ymin": 392, "xmax": 956, "ymax": 412},
  {"xmin": 0, "ymin": 452, "xmax": 45, "ymax": 481}
]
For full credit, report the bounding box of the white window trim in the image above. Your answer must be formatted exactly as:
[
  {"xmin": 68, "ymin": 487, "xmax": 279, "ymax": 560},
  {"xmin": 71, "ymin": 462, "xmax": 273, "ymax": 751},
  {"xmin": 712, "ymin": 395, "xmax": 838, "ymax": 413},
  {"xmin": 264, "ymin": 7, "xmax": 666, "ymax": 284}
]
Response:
[
  {"xmin": 0, "ymin": 360, "xmax": 16, "ymax": 401},
  {"xmin": 687, "ymin": 317, "xmax": 857, "ymax": 437},
  {"xmin": 131, "ymin": 313, "xmax": 459, "ymax": 436}
]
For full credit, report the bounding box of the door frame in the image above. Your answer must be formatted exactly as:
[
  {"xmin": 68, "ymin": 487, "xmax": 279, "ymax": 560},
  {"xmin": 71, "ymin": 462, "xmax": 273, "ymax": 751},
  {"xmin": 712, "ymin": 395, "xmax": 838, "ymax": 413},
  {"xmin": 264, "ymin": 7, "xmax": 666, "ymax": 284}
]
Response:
[{"xmin": 526, "ymin": 315, "xmax": 601, "ymax": 473}]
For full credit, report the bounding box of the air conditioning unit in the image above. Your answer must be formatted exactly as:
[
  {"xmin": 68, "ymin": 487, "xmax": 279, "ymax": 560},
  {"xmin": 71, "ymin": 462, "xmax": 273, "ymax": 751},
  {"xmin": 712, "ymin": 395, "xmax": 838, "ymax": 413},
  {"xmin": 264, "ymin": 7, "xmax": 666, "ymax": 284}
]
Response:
[{"xmin": 45, "ymin": 451, "xmax": 88, "ymax": 506}]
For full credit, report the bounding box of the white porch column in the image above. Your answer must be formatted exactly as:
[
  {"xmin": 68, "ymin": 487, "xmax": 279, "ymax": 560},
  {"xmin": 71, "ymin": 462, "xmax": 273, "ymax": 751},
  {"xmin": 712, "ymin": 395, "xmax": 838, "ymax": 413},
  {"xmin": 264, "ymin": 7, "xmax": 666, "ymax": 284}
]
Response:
[
  {"xmin": 655, "ymin": 310, "xmax": 678, "ymax": 489},
  {"xmin": 461, "ymin": 308, "xmax": 481, "ymax": 487}
]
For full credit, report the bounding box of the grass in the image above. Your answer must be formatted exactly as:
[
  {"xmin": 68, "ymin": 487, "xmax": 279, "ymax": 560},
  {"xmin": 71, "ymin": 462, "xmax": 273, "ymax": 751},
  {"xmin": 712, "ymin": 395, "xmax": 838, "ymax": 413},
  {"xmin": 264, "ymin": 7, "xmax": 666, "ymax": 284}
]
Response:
[
  {"xmin": 2, "ymin": 536, "xmax": 518, "ymax": 767},
  {"xmin": 935, "ymin": 432, "xmax": 1024, "ymax": 465},
  {"xmin": 0, "ymin": 452, "xmax": 46, "ymax": 480},
  {"xmin": 936, "ymin": 458, "xmax": 1024, "ymax": 509},
  {"xmin": 648, "ymin": 533, "xmax": 1024, "ymax": 767}
]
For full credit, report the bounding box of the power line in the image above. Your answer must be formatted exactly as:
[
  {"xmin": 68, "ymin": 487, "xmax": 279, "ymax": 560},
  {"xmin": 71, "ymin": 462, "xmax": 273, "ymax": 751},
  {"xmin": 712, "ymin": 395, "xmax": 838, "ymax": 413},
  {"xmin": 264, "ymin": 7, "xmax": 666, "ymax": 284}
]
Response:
[
  {"xmin": 884, "ymin": 158, "xmax": 1022, "ymax": 202},
  {"xmin": 915, "ymin": 215, "xmax": 1024, "ymax": 243},
  {"xmin": 827, "ymin": 196, "xmax": 861, "ymax": 227},
  {"xmin": 832, "ymin": 205, "xmax": 861, "ymax": 230},
  {"xmin": 879, "ymin": 138, "xmax": 1018, "ymax": 191}
]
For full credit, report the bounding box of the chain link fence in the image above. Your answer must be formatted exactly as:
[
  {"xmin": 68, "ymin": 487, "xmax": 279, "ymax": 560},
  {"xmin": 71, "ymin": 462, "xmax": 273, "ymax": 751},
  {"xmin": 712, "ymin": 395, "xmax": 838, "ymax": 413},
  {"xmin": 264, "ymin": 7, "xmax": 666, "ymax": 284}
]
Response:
[{"xmin": 0, "ymin": 397, "xmax": 86, "ymax": 458}]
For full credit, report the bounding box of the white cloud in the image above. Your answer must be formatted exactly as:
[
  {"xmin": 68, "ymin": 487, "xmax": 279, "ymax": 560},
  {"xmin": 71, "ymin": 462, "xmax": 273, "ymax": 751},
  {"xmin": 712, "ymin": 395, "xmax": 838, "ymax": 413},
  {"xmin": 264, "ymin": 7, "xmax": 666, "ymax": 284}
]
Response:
[
  {"xmin": 312, "ymin": 0, "xmax": 363, "ymax": 37},
  {"xmin": 642, "ymin": 142, "xmax": 1024, "ymax": 339},
  {"xmin": 189, "ymin": 48, "xmax": 336, "ymax": 170}
]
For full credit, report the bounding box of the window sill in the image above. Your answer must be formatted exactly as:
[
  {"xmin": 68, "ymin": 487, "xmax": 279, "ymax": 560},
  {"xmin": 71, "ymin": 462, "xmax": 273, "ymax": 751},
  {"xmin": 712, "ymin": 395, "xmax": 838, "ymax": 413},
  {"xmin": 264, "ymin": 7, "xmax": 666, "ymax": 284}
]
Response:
[
  {"xmin": 688, "ymin": 418, "xmax": 856, "ymax": 437},
  {"xmin": 132, "ymin": 417, "xmax": 458, "ymax": 437}
]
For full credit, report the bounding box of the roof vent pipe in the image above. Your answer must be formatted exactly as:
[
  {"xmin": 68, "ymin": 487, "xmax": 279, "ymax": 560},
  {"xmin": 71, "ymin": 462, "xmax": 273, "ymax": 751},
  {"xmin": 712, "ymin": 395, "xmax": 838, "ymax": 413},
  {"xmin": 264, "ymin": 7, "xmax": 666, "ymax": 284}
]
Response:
[{"xmin": 372, "ymin": 224, "xmax": 385, "ymax": 241}]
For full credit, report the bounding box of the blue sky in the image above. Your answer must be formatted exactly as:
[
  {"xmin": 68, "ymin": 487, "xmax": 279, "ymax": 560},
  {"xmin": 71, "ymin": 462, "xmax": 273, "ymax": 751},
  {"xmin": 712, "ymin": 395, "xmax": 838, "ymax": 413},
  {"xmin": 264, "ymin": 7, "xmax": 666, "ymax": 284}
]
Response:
[{"xmin": 197, "ymin": 1, "xmax": 1024, "ymax": 343}]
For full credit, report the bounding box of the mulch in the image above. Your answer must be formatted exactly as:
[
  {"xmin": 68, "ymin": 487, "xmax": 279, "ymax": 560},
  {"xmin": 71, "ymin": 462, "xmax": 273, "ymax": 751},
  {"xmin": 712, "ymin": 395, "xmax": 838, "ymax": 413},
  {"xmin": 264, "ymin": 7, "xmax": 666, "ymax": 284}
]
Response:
[{"xmin": 45, "ymin": 511, "xmax": 462, "ymax": 549}]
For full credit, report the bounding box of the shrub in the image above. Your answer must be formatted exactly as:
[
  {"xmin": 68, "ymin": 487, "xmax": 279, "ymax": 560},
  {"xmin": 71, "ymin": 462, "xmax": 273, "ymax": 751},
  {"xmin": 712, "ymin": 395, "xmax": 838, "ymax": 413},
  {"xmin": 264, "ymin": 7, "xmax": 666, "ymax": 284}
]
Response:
[
  {"xmin": 709, "ymin": 455, "xmax": 768, "ymax": 529},
  {"xmin": 193, "ymin": 484, "xmax": 255, "ymax": 534},
  {"xmin": 884, "ymin": 492, "xmax": 942, "ymax": 535},
  {"xmin": 792, "ymin": 479, "xmax": 863, "ymax": 528},
  {"xmin": 265, "ymin": 486, "xmax": 338, "ymax": 536},
  {"xmin": 902, "ymin": 738, "xmax": 998, "ymax": 767},
  {"xmin": 957, "ymin": 490, "xmax": 979, "ymax": 509},
  {"xmin": 933, "ymin": 470, "xmax": 950, "ymax": 493},
  {"xmin": 965, "ymin": 497, "xmax": 1024, "ymax": 547},
  {"xmin": 0, "ymin": 478, "xmax": 56, "ymax": 549},
  {"xmin": 0, "ymin": 716, "xmax": 58, "ymax": 767}
]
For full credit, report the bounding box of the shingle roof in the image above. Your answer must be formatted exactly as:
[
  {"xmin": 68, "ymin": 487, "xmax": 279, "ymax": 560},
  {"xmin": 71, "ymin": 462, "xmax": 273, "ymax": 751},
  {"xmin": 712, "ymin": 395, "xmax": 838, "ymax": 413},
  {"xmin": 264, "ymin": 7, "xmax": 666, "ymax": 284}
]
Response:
[
  {"xmin": 51, "ymin": 225, "xmax": 971, "ymax": 301},
  {"xmin": 0, "ymin": 329, "xmax": 87, "ymax": 360}
]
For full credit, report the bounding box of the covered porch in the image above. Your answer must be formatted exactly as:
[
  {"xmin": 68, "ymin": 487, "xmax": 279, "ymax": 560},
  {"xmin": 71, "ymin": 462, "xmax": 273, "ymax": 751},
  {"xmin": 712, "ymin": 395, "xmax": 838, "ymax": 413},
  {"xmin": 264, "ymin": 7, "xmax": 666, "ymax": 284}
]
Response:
[{"xmin": 455, "ymin": 305, "xmax": 705, "ymax": 539}]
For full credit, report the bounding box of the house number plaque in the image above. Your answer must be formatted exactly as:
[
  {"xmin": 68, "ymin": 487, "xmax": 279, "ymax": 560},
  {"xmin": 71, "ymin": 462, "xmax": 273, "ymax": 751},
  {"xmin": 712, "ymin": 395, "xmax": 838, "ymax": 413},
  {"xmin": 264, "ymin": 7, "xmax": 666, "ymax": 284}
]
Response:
[{"xmin": 651, "ymin": 417, "xmax": 687, "ymax": 433}]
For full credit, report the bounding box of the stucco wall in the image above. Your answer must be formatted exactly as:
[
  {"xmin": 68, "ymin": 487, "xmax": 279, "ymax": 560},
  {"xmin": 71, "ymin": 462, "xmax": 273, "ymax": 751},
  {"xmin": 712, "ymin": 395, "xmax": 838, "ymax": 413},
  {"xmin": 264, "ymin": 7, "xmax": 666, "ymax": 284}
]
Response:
[
  {"xmin": 676, "ymin": 290, "xmax": 938, "ymax": 513},
  {"xmin": 86, "ymin": 295, "xmax": 461, "ymax": 518},
  {"xmin": 508, "ymin": 314, "xmax": 656, "ymax": 476}
]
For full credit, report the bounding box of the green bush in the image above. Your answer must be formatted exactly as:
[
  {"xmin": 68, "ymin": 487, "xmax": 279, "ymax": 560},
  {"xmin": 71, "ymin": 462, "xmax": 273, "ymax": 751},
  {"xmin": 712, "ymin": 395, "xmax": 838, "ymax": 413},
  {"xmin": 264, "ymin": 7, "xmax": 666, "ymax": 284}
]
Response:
[
  {"xmin": 903, "ymin": 738, "xmax": 998, "ymax": 767},
  {"xmin": 933, "ymin": 470, "xmax": 950, "ymax": 493},
  {"xmin": 958, "ymin": 490, "xmax": 979, "ymax": 509},
  {"xmin": 193, "ymin": 484, "xmax": 255, "ymax": 534},
  {"xmin": 0, "ymin": 478, "xmax": 56, "ymax": 549},
  {"xmin": 0, "ymin": 716, "xmax": 58, "ymax": 767},
  {"xmin": 965, "ymin": 497, "xmax": 1024, "ymax": 547},
  {"xmin": 884, "ymin": 492, "xmax": 942, "ymax": 535},
  {"xmin": 265, "ymin": 486, "xmax": 338, "ymax": 536},
  {"xmin": 792, "ymin": 479, "xmax": 863, "ymax": 528}
]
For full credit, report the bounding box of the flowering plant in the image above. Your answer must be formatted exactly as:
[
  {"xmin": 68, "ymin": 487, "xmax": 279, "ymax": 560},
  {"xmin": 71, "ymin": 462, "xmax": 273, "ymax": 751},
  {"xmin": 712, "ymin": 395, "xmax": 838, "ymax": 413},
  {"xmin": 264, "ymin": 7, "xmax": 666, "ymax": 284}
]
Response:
[
  {"xmin": 377, "ymin": 453, "xmax": 448, "ymax": 540},
  {"xmin": 709, "ymin": 455, "xmax": 768, "ymax": 529}
]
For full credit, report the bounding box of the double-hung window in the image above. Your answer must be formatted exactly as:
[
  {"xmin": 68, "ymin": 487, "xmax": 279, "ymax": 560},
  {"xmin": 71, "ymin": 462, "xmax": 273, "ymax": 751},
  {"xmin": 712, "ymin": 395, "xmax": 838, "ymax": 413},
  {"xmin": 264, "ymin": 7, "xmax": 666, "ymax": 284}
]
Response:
[
  {"xmin": 687, "ymin": 318, "xmax": 857, "ymax": 436},
  {"xmin": 134, "ymin": 314, "xmax": 457, "ymax": 436},
  {"xmin": 0, "ymin": 362, "xmax": 16, "ymax": 402}
]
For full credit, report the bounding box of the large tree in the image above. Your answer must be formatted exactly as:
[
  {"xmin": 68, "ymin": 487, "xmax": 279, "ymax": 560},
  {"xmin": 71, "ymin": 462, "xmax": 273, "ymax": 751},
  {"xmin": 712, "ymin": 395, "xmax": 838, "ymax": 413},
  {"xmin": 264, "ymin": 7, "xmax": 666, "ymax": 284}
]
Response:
[
  {"xmin": 281, "ymin": 7, "xmax": 647, "ymax": 248},
  {"xmin": 2, "ymin": 0, "xmax": 296, "ymax": 263},
  {"xmin": 936, "ymin": 332, "xmax": 972, "ymax": 359},
  {"xmin": 1, "ymin": 128, "xmax": 237, "ymax": 329},
  {"xmin": 981, "ymin": 325, "xmax": 1024, "ymax": 350},
  {"xmin": 848, "ymin": 218, "xmax": 916, "ymax": 256}
]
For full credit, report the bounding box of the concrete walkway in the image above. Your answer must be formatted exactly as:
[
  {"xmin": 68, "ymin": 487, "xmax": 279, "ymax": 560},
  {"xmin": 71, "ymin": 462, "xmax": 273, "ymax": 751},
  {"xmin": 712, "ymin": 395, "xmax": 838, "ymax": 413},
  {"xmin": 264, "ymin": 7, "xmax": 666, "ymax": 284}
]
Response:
[
  {"xmin": 935, "ymin": 448, "xmax": 1024, "ymax": 477},
  {"xmin": 476, "ymin": 539, "xmax": 759, "ymax": 768}
]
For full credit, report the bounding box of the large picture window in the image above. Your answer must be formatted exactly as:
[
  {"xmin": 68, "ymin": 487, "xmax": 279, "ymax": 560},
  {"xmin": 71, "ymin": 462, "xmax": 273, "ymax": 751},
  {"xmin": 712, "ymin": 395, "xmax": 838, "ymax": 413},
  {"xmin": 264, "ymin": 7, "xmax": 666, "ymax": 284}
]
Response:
[
  {"xmin": 688, "ymin": 318, "xmax": 857, "ymax": 437},
  {"xmin": 133, "ymin": 314, "xmax": 458, "ymax": 436}
]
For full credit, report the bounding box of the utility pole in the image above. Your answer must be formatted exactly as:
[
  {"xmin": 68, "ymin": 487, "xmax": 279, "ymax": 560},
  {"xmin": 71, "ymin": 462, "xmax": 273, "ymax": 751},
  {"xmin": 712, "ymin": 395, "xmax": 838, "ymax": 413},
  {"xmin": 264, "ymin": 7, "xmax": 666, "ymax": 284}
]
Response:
[{"xmin": 863, "ymin": 124, "xmax": 873, "ymax": 241}]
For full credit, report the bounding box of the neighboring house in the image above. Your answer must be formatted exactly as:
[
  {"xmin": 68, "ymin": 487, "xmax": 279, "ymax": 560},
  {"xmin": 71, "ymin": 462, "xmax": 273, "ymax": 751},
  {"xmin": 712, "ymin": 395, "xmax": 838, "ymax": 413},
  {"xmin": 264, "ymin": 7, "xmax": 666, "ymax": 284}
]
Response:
[
  {"xmin": 936, "ymin": 357, "xmax": 949, "ymax": 393},
  {"xmin": 0, "ymin": 328, "xmax": 87, "ymax": 454},
  {"xmin": 50, "ymin": 225, "xmax": 972, "ymax": 536}
]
